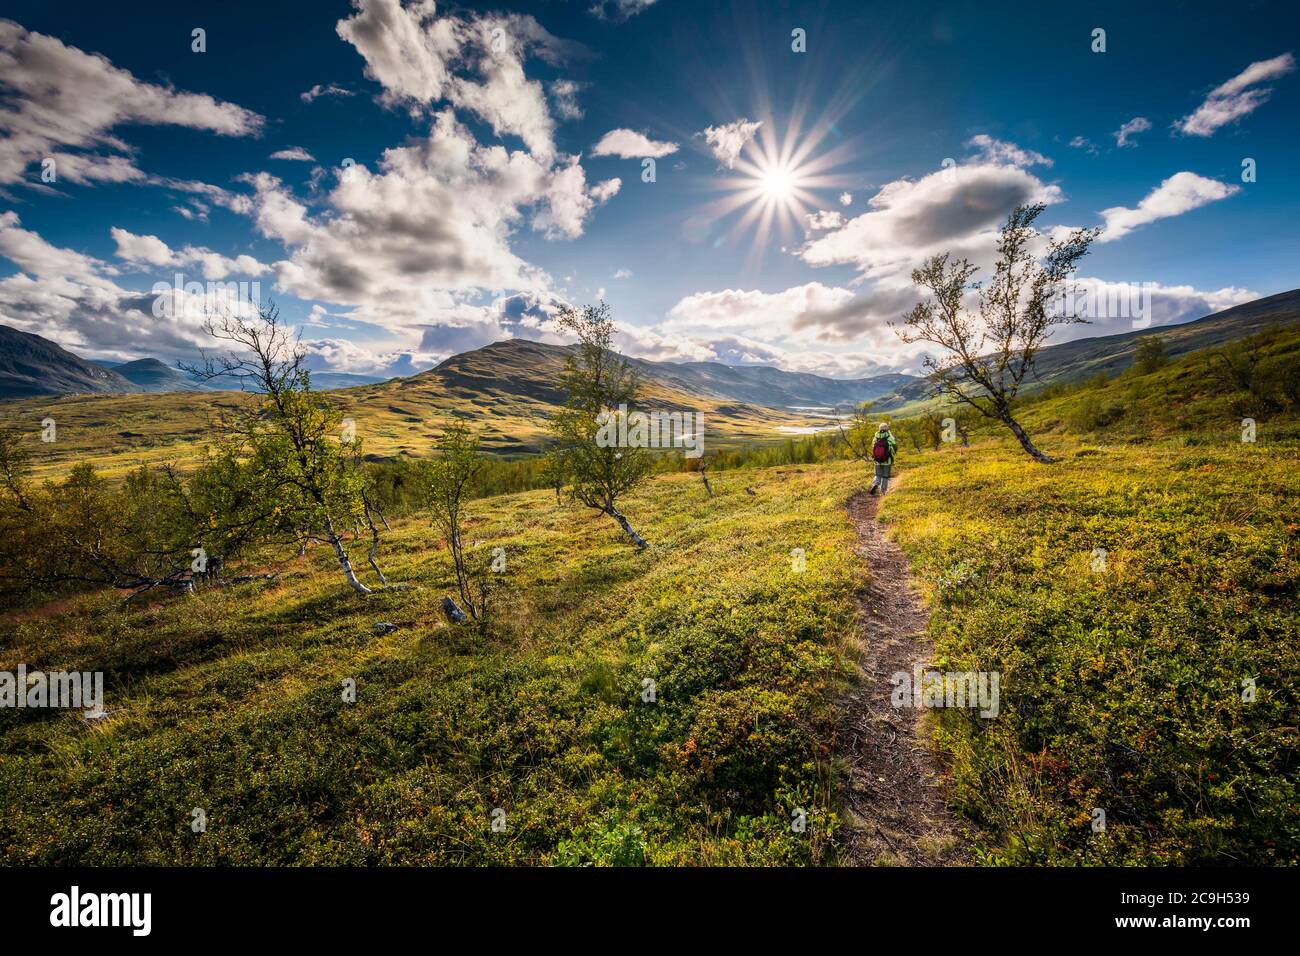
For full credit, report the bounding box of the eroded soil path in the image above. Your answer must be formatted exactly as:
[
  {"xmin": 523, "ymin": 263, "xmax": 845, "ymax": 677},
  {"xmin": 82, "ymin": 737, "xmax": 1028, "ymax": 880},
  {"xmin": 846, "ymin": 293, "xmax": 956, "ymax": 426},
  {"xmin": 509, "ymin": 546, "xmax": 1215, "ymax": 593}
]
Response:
[{"xmin": 837, "ymin": 490, "xmax": 968, "ymax": 866}]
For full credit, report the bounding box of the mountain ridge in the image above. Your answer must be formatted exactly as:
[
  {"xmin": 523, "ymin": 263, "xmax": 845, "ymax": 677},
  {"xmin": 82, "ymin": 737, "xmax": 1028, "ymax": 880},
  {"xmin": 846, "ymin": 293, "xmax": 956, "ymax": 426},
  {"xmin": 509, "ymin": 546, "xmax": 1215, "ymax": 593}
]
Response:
[
  {"xmin": 0, "ymin": 325, "xmax": 135, "ymax": 398},
  {"xmin": 3, "ymin": 287, "xmax": 1297, "ymax": 408}
]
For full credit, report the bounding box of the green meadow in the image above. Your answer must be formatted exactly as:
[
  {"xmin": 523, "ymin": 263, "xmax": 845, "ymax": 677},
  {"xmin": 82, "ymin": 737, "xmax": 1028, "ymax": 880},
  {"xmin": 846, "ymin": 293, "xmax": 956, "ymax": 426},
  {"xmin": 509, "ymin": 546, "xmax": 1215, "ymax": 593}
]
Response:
[{"xmin": 1, "ymin": 327, "xmax": 1296, "ymax": 865}]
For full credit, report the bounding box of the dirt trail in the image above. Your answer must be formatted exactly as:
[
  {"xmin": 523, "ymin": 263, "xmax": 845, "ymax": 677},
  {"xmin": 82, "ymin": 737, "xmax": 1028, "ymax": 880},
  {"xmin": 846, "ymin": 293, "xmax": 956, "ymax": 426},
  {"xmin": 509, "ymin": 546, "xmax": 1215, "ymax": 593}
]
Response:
[{"xmin": 837, "ymin": 489, "xmax": 968, "ymax": 866}]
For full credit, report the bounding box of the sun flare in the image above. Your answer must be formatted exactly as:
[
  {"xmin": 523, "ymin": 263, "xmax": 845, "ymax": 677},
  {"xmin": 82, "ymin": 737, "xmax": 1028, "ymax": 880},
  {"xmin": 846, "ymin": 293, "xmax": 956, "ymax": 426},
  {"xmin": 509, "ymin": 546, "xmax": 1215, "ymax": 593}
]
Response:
[
  {"xmin": 702, "ymin": 114, "xmax": 860, "ymax": 264},
  {"xmin": 759, "ymin": 163, "xmax": 796, "ymax": 202}
]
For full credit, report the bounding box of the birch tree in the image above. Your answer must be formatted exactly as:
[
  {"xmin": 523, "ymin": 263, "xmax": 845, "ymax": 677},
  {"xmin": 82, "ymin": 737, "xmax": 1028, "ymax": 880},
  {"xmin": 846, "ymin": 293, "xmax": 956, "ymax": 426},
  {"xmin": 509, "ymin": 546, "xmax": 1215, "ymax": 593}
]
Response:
[
  {"xmin": 894, "ymin": 203, "xmax": 1099, "ymax": 463},
  {"xmin": 182, "ymin": 305, "xmax": 385, "ymax": 594},
  {"xmin": 547, "ymin": 303, "xmax": 653, "ymax": 548}
]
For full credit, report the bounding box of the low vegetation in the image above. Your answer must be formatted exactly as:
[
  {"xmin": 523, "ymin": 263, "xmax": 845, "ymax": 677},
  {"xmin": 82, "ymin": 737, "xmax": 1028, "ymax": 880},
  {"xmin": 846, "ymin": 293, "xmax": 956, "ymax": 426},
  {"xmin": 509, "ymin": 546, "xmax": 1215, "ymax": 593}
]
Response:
[
  {"xmin": 879, "ymin": 331, "xmax": 1299, "ymax": 863},
  {"xmin": 0, "ymin": 464, "xmax": 863, "ymax": 865},
  {"xmin": 1, "ymin": 310, "xmax": 1296, "ymax": 866}
]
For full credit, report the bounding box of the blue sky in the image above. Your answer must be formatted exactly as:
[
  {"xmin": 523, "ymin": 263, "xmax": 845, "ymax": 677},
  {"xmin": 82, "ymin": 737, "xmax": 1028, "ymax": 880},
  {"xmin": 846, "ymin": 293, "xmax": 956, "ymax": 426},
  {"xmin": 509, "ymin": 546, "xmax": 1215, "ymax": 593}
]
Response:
[{"xmin": 0, "ymin": 0, "xmax": 1296, "ymax": 378}]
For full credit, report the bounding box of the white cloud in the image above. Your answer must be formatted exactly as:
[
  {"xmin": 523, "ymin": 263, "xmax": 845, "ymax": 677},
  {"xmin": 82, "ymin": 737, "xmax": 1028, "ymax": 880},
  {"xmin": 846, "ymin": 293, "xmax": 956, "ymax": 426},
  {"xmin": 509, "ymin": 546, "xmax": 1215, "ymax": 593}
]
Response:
[
  {"xmin": 639, "ymin": 275, "xmax": 1262, "ymax": 377},
  {"xmin": 698, "ymin": 118, "xmax": 761, "ymax": 168},
  {"xmin": 411, "ymin": 290, "xmax": 574, "ymax": 358},
  {"xmin": 534, "ymin": 157, "xmax": 620, "ymax": 239},
  {"xmin": 620, "ymin": 322, "xmax": 907, "ymax": 378},
  {"xmin": 589, "ymin": 177, "xmax": 622, "ymax": 203},
  {"xmin": 966, "ymin": 134, "xmax": 1052, "ymax": 168},
  {"xmin": 109, "ymin": 229, "xmax": 172, "ymax": 267},
  {"xmin": 664, "ymin": 283, "xmax": 856, "ymax": 333},
  {"xmin": 0, "ymin": 19, "xmax": 263, "ymax": 188},
  {"xmin": 613, "ymin": 268, "xmax": 632, "ymax": 279},
  {"xmin": 336, "ymin": 0, "xmax": 580, "ymax": 160},
  {"xmin": 642, "ymin": 281, "xmax": 921, "ymax": 373},
  {"xmin": 1097, "ymin": 171, "xmax": 1239, "ymax": 243},
  {"xmin": 1068, "ymin": 135, "xmax": 1099, "ymax": 156},
  {"xmin": 110, "ymin": 227, "xmax": 269, "ymax": 279},
  {"xmin": 839, "ymin": 192, "xmax": 852, "ymax": 206},
  {"xmin": 300, "ymin": 83, "xmax": 354, "ymax": 103},
  {"xmin": 301, "ymin": 337, "xmax": 437, "ymax": 376},
  {"xmin": 0, "ymin": 211, "xmax": 106, "ymax": 281},
  {"xmin": 591, "ymin": 128, "xmax": 679, "ymax": 159},
  {"xmin": 248, "ymin": 162, "xmax": 530, "ymax": 308},
  {"xmin": 549, "ymin": 79, "xmax": 585, "ymax": 120},
  {"xmin": 240, "ymin": 0, "xmax": 616, "ymax": 357},
  {"xmin": 172, "ymin": 200, "xmax": 211, "ymax": 223},
  {"xmin": 805, "ymin": 210, "xmax": 844, "ymax": 232},
  {"xmin": 799, "ymin": 162, "xmax": 1062, "ymax": 280},
  {"xmin": 1175, "ymin": 52, "xmax": 1296, "ymax": 136},
  {"xmin": 589, "ymin": 1, "xmax": 659, "ymax": 21},
  {"xmin": 0, "ymin": 213, "xmax": 252, "ymax": 360},
  {"xmin": 270, "ymin": 147, "xmax": 316, "ymax": 162},
  {"xmin": 239, "ymin": 106, "xmax": 622, "ymax": 336},
  {"xmin": 1047, "ymin": 278, "xmax": 1259, "ymax": 342},
  {"xmin": 1113, "ymin": 116, "xmax": 1151, "ymax": 148}
]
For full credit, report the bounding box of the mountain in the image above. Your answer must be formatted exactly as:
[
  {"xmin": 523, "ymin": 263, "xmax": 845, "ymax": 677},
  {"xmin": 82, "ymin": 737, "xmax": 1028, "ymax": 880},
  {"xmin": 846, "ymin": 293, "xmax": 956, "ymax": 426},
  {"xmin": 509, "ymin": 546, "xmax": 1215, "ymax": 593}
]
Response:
[
  {"xmin": 0, "ymin": 324, "xmax": 392, "ymax": 398},
  {"xmin": 0, "ymin": 319, "xmax": 913, "ymax": 407},
  {"xmin": 425, "ymin": 338, "xmax": 915, "ymax": 411},
  {"xmin": 108, "ymin": 358, "xmax": 209, "ymax": 393},
  {"xmin": 0, "ymin": 336, "xmax": 832, "ymax": 473},
  {"xmin": 871, "ymin": 288, "xmax": 1300, "ymax": 411},
  {"xmin": 0, "ymin": 325, "xmax": 135, "ymax": 398},
  {"xmin": 650, "ymin": 360, "xmax": 914, "ymax": 409},
  {"xmin": 345, "ymin": 338, "xmax": 823, "ymax": 455}
]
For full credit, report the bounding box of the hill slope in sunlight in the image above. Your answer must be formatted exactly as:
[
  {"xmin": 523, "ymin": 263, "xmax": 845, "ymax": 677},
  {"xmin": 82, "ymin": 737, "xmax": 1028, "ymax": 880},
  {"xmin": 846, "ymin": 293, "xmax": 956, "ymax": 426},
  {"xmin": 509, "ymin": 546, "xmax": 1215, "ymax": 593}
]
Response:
[{"xmin": 0, "ymin": 341, "xmax": 823, "ymax": 478}]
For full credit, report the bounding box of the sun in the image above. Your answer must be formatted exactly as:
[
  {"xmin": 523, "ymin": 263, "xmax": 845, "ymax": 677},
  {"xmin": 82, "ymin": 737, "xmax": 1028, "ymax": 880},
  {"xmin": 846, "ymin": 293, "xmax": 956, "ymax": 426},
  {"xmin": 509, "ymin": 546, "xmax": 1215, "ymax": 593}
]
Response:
[{"xmin": 759, "ymin": 163, "xmax": 796, "ymax": 202}]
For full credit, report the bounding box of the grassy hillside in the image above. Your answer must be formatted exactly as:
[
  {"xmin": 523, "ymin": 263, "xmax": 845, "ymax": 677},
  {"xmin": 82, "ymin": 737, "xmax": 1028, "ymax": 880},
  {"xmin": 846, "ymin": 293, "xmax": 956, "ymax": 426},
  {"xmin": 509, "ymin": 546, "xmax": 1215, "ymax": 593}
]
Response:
[
  {"xmin": 873, "ymin": 288, "xmax": 1300, "ymax": 414},
  {"xmin": 876, "ymin": 329, "xmax": 1300, "ymax": 863},
  {"xmin": 0, "ymin": 355, "xmax": 817, "ymax": 481},
  {"xmin": 0, "ymin": 465, "xmax": 864, "ymax": 865}
]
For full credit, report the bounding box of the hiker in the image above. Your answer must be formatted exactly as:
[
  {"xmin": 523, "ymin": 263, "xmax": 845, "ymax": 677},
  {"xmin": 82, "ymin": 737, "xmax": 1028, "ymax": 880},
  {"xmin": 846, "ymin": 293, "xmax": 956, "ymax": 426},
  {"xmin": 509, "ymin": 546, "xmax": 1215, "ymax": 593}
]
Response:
[{"xmin": 868, "ymin": 422, "xmax": 896, "ymax": 495}]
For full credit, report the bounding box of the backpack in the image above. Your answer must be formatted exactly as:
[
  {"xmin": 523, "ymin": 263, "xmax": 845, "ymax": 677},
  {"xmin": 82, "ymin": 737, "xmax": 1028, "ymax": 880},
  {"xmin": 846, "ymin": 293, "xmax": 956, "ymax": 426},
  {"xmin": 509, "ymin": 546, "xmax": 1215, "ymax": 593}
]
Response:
[{"xmin": 871, "ymin": 434, "xmax": 890, "ymax": 462}]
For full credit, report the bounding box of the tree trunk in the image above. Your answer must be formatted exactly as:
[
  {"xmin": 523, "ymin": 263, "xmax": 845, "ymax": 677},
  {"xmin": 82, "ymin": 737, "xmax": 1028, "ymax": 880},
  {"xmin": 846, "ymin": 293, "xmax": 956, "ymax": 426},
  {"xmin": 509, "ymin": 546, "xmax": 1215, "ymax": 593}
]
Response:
[
  {"xmin": 367, "ymin": 542, "xmax": 388, "ymax": 587},
  {"xmin": 324, "ymin": 515, "xmax": 372, "ymax": 594},
  {"xmin": 363, "ymin": 501, "xmax": 388, "ymax": 587},
  {"xmin": 1002, "ymin": 412, "xmax": 1055, "ymax": 463},
  {"xmin": 603, "ymin": 504, "xmax": 649, "ymax": 549}
]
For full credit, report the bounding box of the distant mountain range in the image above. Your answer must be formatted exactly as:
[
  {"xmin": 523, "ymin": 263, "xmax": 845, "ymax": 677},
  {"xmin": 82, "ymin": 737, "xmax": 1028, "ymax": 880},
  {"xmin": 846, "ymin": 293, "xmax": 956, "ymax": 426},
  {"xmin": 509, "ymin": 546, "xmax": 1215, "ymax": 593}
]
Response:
[
  {"xmin": 0, "ymin": 329, "xmax": 390, "ymax": 399},
  {"xmin": 91, "ymin": 358, "xmax": 387, "ymax": 394},
  {"xmin": 93, "ymin": 357, "xmax": 208, "ymax": 393},
  {"xmin": 0, "ymin": 322, "xmax": 911, "ymax": 406},
  {"xmin": 425, "ymin": 338, "xmax": 914, "ymax": 411},
  {"xmin": 3, "ymin": 287, "xmax": 1298, "ymax": 411}
]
